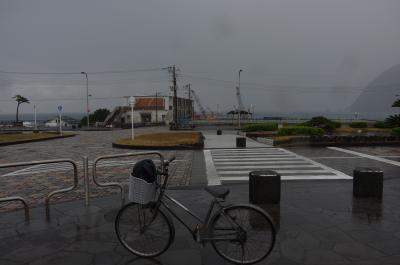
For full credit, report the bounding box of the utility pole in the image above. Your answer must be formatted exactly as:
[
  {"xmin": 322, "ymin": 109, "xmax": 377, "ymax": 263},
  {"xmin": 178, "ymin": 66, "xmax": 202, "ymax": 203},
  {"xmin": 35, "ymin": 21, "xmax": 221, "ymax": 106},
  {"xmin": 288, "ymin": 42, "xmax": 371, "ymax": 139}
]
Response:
[
  {"xmin": 168, "ymin": 65, "xmax": 177, "ymax": 128},
  {"xmin": 238, "ymin": 69, "xmax": 243, "ymax": 130},
  {"xmin": 173, "ymin": 65, "xmax": 177, "ymax": 127}
]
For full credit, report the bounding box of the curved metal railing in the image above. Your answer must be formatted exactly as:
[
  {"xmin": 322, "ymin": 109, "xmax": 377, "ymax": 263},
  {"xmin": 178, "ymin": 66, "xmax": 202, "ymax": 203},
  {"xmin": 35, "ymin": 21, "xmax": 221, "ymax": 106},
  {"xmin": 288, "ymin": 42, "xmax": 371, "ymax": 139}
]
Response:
[{"xmin": 0, "ymin": 159, "xmax": 79, "ymax": 221}]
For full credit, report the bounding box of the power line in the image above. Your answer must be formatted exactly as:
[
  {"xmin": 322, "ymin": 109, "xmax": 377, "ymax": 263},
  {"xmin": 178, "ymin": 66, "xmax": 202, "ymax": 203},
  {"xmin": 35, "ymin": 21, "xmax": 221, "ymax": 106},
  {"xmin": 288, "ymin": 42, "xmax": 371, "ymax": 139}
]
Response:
[
  {"xmin": 0, "ymin": 67, "xmax": 166, "ymax": 75},
  {"xmin": 179, "ymin": 73, "xmax": 399, "ymax": 92}
]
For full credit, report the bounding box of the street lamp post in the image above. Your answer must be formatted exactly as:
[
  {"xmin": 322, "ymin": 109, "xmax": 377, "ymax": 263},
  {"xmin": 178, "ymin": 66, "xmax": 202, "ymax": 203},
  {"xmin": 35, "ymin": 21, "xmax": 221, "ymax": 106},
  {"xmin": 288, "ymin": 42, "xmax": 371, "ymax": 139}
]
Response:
[
  {"xmin": 81, "ymin": 72, "xmax": 89, "ymax": 128},
  {"xmin": 238, "ymin": 69, "xmax": 243, "ymax": 130},
  {"xmin": 129, "ymin": 96, "xmax": 135, "ymax": 140}
]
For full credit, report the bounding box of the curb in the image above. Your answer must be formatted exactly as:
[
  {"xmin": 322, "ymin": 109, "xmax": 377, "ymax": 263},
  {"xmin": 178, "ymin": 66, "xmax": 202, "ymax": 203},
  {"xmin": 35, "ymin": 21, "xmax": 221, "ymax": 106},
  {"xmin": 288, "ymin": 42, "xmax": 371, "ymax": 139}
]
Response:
[
  {"xmin": 112, "ymin": 142, "xmax": 204, "ymax": 150},
  {"xmin": 0, "ymin": 134, "xmax": 76, "ymax": 146}
]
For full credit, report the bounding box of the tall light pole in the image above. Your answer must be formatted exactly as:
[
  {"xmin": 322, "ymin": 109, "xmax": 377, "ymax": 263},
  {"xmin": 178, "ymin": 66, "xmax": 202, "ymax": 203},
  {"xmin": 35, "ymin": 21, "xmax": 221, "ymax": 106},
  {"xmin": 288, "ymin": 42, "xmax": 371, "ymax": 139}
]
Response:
[
  {"xmin": 81, "ymin": 72, "xmax": 89, "ymax": 127},
  {"xmin": 129, "ymin": 96, "xmax": 135, "ymax": 140},
  {"xmin": 238, "ymin": 69, "xmax": 243, "ymax": 130}
]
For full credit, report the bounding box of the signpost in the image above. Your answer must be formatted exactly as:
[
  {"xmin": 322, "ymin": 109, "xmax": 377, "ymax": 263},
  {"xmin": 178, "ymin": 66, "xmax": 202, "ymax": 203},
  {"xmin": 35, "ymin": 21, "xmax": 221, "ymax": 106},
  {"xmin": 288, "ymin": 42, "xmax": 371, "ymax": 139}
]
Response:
[
  {"xmin": 58, "ymin": 105, "xmax": 63, "ymax": 136},
  {"xmin": 129, "ymin": 97, "xmax": 135, "ymax": 140}
]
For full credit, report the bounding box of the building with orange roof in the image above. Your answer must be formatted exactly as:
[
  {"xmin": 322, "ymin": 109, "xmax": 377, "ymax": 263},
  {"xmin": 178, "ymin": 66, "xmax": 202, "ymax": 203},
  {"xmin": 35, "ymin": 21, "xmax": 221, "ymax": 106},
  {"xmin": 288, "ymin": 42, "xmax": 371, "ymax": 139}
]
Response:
[{"xmin": 104, "ymin": 95, "xmax": 193, "ymax": 127}]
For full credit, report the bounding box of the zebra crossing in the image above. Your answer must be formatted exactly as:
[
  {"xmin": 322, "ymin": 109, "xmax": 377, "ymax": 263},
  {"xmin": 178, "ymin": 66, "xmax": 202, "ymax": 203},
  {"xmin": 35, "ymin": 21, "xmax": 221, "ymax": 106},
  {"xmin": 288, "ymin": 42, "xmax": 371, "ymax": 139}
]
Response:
[{"xmin": 205, "ymin": 147, "xmax": 351, "ymax": 185}]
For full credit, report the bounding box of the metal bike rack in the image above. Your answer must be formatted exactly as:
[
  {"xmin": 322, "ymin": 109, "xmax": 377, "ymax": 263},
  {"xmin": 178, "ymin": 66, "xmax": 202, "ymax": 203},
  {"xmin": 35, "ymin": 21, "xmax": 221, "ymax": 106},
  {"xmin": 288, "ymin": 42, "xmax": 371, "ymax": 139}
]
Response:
[
  {"xmin": 0, "ymin": 196, "xmax": 30, "ymax": 222},
  {"xmin": 83, "ymin": 156, "xmax": 90, "ymax": 206},
  {"xmin": 0, "ymin": 159, "xmax": 79, "ymax": 221},
  {"xmin": 92, "ymin": 152, "xmax": 165, "ymax": 205}
]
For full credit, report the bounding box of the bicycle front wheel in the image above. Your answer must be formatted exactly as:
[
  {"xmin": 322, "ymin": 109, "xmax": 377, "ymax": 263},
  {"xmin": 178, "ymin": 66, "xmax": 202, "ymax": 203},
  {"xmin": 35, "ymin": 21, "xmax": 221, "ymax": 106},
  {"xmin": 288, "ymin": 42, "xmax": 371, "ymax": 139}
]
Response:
[
  {"xmin": 115, "ymin": 202, "xmax": 174, "ymax": 257},
  {"xmin": 210, "ymin": 204, "xmax": 276, "ymax": 264}
]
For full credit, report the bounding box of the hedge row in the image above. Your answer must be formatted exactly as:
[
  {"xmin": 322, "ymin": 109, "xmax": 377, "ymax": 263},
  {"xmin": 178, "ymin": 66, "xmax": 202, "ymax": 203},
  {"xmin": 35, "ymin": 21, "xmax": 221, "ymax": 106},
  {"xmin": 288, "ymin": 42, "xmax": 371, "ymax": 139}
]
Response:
[
  {"xmin": 393, "ymin": 127, "xmax": 400, "ymax": 136},
  {"xmin": 277, "ymin": 126, "xmax": 325, "ymax": 136},
  {"xmin": 349, "ymin": 122, "xmax": 368, "ymax": 128},
  {"xmin": 300, "ymin": 116, "xmax": 341, "ymax": 130},
  {"xmin": 242, "ymin": 123, "xmax": 278, "ymax": 132}
]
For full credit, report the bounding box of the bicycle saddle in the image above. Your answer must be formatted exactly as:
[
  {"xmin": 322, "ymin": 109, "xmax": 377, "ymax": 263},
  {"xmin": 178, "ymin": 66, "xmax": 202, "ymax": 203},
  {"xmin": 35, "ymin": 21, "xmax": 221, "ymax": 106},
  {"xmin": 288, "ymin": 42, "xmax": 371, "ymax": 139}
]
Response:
[{"xmin": 205, "ymin": 186, "xmax": 230, "ymax": 199}]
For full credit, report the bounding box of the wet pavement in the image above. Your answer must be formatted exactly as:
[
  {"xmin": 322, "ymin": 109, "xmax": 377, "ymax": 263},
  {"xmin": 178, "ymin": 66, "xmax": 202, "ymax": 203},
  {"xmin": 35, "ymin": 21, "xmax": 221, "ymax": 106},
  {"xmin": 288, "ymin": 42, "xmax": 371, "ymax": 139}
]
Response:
[
  {"xmin": 1, "ymin": 129, "xmax": 400, "ymax": 264},
  {"xmin": 1, "ymin": 179, "xmax": 400, "ymax": 265}
]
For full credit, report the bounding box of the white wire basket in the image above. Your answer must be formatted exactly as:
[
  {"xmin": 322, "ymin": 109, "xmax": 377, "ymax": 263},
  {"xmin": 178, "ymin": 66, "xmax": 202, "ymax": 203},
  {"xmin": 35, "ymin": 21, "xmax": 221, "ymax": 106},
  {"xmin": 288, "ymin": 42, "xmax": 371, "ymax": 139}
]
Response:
[{"xmin": 128, "ymin": 174, "xmax": 157, "ymax": 204}]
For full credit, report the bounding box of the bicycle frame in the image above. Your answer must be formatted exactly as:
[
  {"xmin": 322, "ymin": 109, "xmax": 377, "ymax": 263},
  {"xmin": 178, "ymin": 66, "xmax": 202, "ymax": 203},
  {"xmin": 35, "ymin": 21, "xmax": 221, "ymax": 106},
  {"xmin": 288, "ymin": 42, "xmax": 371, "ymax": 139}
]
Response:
[
  {"xmin": 160, "ymin": 193, "xmax": 240, "ymax": 243},
  {"xmin": 150, "ymin": 164, "xmax": 239, "ymax": 243}
]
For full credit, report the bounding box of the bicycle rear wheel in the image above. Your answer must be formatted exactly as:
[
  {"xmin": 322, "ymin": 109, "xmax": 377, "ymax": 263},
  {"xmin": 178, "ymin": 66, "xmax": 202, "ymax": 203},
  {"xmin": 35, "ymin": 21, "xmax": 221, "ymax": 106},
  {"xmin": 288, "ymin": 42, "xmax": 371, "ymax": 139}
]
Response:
[
  {"xmin": 210, "ymin": 204, "xmax": 276, "ymax": 264},
  {"xmin": 115, "ymin": 202, "xmax": 174, "ymax": 257}
]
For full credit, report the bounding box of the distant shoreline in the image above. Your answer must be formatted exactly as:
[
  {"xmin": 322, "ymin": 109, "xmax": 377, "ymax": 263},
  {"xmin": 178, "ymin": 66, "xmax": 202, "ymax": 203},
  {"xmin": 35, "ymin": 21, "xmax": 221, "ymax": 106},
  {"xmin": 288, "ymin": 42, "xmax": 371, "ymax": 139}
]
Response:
[
  {"xmin": 0, "ymin": 111, "xmax": 396, "ymax": 122},
  {"xmin": 0, "ymin": 113, "xmax": 85, "ymax": 121}
]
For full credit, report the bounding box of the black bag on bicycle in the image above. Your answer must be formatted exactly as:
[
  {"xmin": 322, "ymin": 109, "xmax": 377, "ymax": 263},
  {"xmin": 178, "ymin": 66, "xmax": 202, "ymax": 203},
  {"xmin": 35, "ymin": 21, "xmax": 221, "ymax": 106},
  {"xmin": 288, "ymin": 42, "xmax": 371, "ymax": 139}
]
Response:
[{"xmin": 131, "ymin": 159, "xmax": 157, "ymax": 183}]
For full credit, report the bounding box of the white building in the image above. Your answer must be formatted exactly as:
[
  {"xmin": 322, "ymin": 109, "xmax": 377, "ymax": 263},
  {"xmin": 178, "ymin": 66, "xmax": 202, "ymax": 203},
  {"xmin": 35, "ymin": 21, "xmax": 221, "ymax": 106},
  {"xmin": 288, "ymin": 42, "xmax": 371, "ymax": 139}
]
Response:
[
  {"xmin": 45, "ymin": 116, "xmax": 78, "ymax": 128},
  {"xmin": 104, "ymin": 95, "xmax": 193, "ymax": 127}
]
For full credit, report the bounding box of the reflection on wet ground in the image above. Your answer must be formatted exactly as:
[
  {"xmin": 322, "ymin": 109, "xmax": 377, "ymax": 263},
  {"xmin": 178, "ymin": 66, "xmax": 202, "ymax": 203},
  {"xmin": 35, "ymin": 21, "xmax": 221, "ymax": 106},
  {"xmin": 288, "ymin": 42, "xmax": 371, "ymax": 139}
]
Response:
[{"xmin": 1, "ymin": 178, "xmax": 400, "ymax": 265}]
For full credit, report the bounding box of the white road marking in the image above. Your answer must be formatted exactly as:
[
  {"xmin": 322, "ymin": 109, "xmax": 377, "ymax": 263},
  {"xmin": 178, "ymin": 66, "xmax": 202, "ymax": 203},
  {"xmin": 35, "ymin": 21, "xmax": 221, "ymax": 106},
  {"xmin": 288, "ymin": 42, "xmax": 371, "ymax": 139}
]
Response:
[
  {"xmin": 310, "ymin": 155, "xmax": 400, "ymax": 159},
  {"xmin": 327, "ymin": 147, "xmax": 400, "ymax": 167},
  {"xmin": 218, "ymin": 169, "xmax": 335, "ymax": 175},
  {"xmin": 205, "ymin": 147, "xmax": 351, "ymax": 184},
  {"xmin": 204, "ymin": 150, "xmax": 221, "ymax": 185},
  {"xmin": 280, "ymin": 148, "xmax": 351, "ymax": 179},
  {"xmin": 220, "ymin": 175, "xmax": 346, "ymax": 181}
]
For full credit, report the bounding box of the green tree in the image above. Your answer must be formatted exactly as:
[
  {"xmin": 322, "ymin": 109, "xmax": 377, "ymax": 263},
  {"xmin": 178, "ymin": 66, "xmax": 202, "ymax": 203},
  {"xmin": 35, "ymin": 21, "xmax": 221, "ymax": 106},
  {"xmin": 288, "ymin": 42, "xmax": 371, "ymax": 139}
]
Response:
[
  {"xmin": 385, "ymin": 97, "xmax": 400, "ymax": 127},
  {"xmin": 13, "ymin": 95, "xmax": 30, "ymax": 122},
  {"xmin": 80, "ymin": 108, "xmax": 110, "ymax": 126}
]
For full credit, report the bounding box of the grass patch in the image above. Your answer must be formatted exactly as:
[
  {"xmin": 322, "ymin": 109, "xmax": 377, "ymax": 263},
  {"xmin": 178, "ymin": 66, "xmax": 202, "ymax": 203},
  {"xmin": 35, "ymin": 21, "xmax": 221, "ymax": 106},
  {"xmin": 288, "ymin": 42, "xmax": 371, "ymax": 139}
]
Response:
[
  {"xmin": 115, "ymin": 132, "xmax": 203, "ymax": 147},
  {"xmin": 0, "ymin": 132, "xmax": 74, "ymax": 144}
]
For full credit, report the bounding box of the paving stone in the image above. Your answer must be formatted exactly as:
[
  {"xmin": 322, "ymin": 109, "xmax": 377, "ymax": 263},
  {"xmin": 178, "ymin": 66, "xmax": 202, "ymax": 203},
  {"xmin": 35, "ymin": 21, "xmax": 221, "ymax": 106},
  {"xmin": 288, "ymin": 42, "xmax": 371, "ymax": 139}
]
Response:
[
  {"xmin": 333, "ymin": 242, "xmax": 385, "ymax": 261},
  {"xmin": 29, "ymin": 251, "xmax": 93, "ymax": 265}
]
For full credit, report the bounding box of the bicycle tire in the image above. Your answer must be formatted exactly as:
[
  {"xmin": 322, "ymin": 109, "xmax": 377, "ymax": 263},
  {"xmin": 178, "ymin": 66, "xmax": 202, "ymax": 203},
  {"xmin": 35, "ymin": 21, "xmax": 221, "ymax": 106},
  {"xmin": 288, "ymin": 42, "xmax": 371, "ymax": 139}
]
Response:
[
  {"xmin": 210, "ymin": 204, "xmax": 276, "ymax": 264},
  {"xmin": 115, "ymin": 202, "xmax": 175, "ymax": 257}
]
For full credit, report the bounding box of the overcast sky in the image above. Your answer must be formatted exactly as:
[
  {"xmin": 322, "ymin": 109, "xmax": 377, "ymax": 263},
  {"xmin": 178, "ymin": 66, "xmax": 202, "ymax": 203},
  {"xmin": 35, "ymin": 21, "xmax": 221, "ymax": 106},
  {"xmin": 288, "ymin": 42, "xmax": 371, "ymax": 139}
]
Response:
[{"xmin": 1, "ymin": 0, "xmax": 400, "ymax": 115}]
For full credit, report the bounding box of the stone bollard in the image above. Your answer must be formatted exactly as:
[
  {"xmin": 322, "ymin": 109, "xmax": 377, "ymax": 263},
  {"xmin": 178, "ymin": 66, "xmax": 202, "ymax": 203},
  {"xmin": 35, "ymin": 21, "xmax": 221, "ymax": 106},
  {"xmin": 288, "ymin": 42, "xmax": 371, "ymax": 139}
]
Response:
[
  {"xmin": 217, "ymin": 129, "xmax": 222, "ymax": 135},
  {"xmin": 249, "ymin": 171, "xmax": 281, "ymax": 204},
  {"xmin": 353, "ymin": 168, "xmax": 383, "ymax": 198},
  {"xmin": 236, "ymin": 137, "xmax": 246, "ymax": 148}
]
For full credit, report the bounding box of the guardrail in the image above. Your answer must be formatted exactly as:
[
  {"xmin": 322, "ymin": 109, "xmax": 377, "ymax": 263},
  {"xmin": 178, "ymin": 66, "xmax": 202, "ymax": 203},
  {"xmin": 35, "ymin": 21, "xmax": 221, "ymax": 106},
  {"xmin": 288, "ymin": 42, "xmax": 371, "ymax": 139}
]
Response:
[
  {"xmin": 0, "ymin": 159, "xmax": 79, "ymax": 221},
  {"xmin": 92, "ymin": 152, "xmax": 165, "ymax": 205}
]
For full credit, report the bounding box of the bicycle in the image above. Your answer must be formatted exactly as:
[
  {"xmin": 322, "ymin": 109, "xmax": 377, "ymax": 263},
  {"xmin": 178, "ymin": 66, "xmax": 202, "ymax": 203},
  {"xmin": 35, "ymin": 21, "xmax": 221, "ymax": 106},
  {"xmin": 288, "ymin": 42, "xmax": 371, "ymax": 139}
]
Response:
[{"xmin": 115, "ymin": 156, "xmax": 276, "ymax": 264}]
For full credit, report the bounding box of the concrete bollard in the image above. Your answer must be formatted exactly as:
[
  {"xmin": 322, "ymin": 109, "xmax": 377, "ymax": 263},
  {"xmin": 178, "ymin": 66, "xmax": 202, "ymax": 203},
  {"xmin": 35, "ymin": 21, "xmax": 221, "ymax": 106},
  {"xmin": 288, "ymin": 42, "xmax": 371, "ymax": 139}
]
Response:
[
  {"xmin": 249, "ymin": 170, "xmax": 281, "ymax": 204},
  {"xmin": 236, "ymin": 137, "xmax": 246, "ymax": 148},
  {"xmin": 353, "ymin": 168, "xmax": 383, "ymax": 198}
]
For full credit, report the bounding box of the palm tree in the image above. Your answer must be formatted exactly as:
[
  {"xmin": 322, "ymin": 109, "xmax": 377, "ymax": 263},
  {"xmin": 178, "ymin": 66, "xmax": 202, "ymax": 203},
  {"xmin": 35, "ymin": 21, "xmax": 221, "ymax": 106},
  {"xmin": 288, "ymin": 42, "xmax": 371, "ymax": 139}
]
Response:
[
  {"xmin": 13, "ymin": 95, "xmax": 30, "ymax": 122},
  {"xmin": 385, "ymin": 97, "xmax": 400, "ymax": 127}
]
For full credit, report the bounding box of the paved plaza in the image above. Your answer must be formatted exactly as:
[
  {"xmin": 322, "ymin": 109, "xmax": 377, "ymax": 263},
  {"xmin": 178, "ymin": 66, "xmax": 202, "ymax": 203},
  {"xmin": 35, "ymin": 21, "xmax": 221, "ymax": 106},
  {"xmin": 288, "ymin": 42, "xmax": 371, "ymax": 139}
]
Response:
[
  {"xmin": 1, "ymin": 128, "xmax": 400, "ymax": 264},
  {"xmin": 0, "ymin": 127, "xmax": 194, "ymax": 211}
]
